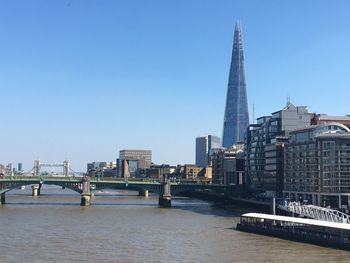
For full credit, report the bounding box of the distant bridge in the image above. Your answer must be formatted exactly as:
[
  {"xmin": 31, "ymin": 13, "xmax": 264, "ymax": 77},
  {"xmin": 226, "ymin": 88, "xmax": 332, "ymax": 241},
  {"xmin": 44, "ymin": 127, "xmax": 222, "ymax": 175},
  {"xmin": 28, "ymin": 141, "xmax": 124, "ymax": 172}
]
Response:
[
  {"xmin": 0, "ymin": 176, "xmax": 241, "ymax": 207},
  {"xmin": 1, "ymin": 160, "xmax": 79, "ymax": 177}
]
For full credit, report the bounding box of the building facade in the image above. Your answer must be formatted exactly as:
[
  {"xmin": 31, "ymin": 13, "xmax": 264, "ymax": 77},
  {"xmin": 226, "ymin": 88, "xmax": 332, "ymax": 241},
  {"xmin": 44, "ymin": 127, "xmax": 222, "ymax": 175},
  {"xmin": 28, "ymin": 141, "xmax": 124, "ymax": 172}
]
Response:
[
  {"xmin": 284, "ymin": 123, "xmax": 350, "ymax": 209},
  {"xmin": 87, "ymin": 161, "xmax": 117, "ymax": 177},
  {"xmin": 117, "ymin": 149, "xmax": 152, "ymax": 177},
  {"xmin": 119, "ymin": 150, "xmax": 152, "ymax": 168},
  {"xmin": 222, "ymin": 23, "xmax": 249, "ymax": 147},
  {"xmin": 211, "ymin": 145, "xmax": 245, "ymax": 185},
  {"xmin": 171, "ymin": 165, "xmax": 211, "ymax": 180},
  {"xmin": 246, "ymin": 103, "xmax": 312, "ymax": 196},
  {"xmin": 18, "ymin": 163, "xmax": 23, "ymax": 172},
  {"xmin": 137, "ymin": 164, "xmax": 177, "ymax": 179},
  {"xmin": 195, "ymin": 135, "xmax": 221, "ymax": 167},
  {"xmin": 183, "ymin": 164, "xmax": 204, "ymax": 179}
]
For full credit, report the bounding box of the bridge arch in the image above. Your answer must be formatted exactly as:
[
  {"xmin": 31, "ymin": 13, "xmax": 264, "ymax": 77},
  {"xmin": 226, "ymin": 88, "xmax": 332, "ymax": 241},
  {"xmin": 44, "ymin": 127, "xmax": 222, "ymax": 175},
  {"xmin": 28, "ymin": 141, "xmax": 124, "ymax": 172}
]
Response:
[
  {"xmin": 92, "ymin": 183, "xmax": 163, "ymax": 195},
  {"xmin": 41, "ymin": 182, "xmax": 82, "ymax": 194}
]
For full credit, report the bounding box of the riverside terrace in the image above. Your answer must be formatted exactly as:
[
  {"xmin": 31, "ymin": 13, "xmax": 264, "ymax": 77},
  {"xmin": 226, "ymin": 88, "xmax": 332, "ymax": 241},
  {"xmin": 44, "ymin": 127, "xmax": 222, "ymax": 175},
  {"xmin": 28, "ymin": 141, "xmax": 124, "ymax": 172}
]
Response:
[{"xmin": 0, "ymin": 176, "xmax": 243, "ymax": 207}]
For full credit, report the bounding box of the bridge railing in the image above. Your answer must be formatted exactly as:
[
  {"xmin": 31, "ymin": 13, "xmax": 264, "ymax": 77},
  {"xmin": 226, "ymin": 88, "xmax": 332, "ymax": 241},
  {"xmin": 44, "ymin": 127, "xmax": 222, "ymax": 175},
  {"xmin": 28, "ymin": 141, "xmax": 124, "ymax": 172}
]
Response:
[{"xmin": 0, "ymin": 176, "xmax": 222, "ymax": 186}]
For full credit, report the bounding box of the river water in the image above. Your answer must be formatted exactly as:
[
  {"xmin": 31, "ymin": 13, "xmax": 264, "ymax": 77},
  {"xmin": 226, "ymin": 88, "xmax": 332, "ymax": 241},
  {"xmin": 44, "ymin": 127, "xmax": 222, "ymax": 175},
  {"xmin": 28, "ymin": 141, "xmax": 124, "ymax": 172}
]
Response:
[{"xmin": 0, "ymin": 187, "xmax": 349, "ymax": 263}]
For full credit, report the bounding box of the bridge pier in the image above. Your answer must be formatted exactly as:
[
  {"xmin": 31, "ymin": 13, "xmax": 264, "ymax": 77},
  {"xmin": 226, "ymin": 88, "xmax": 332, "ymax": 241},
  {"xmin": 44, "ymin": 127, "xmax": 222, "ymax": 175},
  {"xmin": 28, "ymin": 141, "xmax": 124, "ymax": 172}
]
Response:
[
  {"xmin": 159, "ymin": 195, "xmax": 171, "ymax": 207},
  {"xmin": 80, "ymin": 194, "xmax": 92, "ymax": 206},
  {"xmin": 159, "ymin": 176, "xmax": 171, "ymax": 208},
  {"xmin": 80, "ymin": 176, "xmax": 92, "ymax": 206},
  {"xmin": 38, "ymin": 182, "xmax": 42, "ymax": 195},
  {"xmin": 1, "ymin": 193, "xmax": 5, "ymax": 204},
  {"xmin": 139, "ymin": 189, "xmax": 149, "ymax": 197},
  {"xmin": 32, "ymin": 185, "xmax": 40, "ymax": 197}
]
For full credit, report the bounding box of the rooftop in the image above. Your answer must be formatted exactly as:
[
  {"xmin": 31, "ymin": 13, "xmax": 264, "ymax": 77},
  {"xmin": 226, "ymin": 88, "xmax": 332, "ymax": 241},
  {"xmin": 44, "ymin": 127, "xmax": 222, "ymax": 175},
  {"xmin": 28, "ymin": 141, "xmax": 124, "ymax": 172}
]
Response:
[{"xmin": 289, "ymin": 122, "xmax": 350, "ymax": 134}]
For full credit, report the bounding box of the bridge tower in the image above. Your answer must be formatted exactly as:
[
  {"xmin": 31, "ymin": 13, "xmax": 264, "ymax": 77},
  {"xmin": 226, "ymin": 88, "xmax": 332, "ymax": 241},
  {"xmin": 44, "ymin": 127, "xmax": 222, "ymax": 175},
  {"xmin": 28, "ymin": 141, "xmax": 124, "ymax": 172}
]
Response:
[
  {"xmin": 34, "ymin": 160, "xmax": 41, "ymax": 177},
  {"xmin": 80, "ymin": 176, "xmax": 92, "ymax": 206},
  {"xmin": 63, "ymin": 160, "xmax": 69, "ymax": 177},
  {"xmin": 159, "ymin": 175, "xmax": 171, "ymax": 208}
]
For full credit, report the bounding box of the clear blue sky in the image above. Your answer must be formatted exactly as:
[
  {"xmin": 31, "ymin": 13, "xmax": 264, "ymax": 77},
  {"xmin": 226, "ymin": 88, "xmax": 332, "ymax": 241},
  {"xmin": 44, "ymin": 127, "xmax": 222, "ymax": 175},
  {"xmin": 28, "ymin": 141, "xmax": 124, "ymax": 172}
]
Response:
[{"xmin": 1, "ymin": 0, "xmax": 350, "ymax": 171}]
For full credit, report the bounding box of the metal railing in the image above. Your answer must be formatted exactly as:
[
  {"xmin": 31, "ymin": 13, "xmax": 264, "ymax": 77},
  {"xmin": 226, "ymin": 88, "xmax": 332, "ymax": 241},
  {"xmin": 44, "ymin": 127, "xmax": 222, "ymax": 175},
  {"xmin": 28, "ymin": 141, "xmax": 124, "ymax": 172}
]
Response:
[{"xmin": 279, "ymin": 201, "xmax": 350, "ymax": 224}]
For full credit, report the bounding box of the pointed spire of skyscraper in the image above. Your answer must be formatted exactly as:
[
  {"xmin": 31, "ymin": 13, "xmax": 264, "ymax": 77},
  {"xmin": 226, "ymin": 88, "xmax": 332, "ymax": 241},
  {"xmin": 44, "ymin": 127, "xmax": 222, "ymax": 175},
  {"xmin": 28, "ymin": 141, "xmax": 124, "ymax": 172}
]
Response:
[{"xmin": 222, "ymin": 22, "xmax": 249, "ymax": 147}]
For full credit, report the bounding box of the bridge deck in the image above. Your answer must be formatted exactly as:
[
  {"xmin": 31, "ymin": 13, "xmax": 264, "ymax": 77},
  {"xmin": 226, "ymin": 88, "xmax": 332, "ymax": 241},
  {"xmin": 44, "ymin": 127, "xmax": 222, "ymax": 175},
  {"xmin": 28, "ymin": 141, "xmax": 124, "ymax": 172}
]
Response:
[{"xmin": 0, "ymin": 176, "xmax": 237, "ymax": 196}]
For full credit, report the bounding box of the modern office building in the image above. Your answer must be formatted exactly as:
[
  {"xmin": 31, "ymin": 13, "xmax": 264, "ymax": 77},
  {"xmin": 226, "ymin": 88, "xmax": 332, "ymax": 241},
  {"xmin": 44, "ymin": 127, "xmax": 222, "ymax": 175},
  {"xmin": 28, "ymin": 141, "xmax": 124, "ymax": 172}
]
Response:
[
  {"xmin": 222, "ymin": 23, "xmax": 249, "ymax": 147},
  {"xmin": 119, "ymin": 150, "xmax": 152, "ymax": 168},
  {"xmin": 117, "ymin": 149, "xmax": 152, "ymax": 177},
  {"xmin": 18, "ymin": 163, "xmax": 23, "ymax": 172},
  {"xmin": 211, "ymin": 145, "xmax": 245, "ymax": 185},
  {"xmin": 195, "ymin": 135, "xmax": 221, "ymax": 167},
  {"xmin": 284, "ymin": 123, "xmax": 350, "ymax": 209},
  {"xmin": 246, "ymin": 102, "xmax": 312, "ymax": 196}
]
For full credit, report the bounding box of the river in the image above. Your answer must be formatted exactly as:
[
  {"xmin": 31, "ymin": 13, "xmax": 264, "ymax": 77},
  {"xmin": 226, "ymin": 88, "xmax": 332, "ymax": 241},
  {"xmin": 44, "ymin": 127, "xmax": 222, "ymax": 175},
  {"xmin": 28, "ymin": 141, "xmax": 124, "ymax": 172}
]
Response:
[{"xmin": 0, "ymin": 187, "xmax": 349, "ymax": 263}]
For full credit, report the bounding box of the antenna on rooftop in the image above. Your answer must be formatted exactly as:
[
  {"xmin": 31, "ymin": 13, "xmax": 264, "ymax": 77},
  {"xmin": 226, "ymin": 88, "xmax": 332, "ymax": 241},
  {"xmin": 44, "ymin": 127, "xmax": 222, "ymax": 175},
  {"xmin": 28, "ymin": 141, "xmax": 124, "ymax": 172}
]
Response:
[{"xmin": 286, "ymin": 95, "xmax": 291, "ymax": 106}]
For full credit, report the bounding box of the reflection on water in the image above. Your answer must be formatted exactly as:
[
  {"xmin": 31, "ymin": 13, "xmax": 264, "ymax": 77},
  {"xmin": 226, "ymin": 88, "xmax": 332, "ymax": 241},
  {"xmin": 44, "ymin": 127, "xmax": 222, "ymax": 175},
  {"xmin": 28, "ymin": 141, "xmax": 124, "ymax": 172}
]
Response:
[{"xmin": 1, "ymin": 188, "xmax": 350, "ymax": 263}]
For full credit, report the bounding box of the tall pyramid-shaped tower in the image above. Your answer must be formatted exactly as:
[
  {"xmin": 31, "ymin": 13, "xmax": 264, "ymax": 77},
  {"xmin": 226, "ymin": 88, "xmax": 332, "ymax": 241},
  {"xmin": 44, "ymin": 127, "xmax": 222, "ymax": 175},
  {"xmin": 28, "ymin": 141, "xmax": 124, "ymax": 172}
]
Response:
[{"xmin": 222, "ymin": 22, "xmax": 249, "ymax": 147}]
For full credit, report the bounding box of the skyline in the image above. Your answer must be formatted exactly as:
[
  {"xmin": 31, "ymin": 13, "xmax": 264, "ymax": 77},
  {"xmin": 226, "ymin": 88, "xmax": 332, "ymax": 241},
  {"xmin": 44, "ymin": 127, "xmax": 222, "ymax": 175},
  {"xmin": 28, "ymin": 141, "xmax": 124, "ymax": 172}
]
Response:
[{"xmin": 1, "ymin": 1, "xmax": 350, "ymax": 171}]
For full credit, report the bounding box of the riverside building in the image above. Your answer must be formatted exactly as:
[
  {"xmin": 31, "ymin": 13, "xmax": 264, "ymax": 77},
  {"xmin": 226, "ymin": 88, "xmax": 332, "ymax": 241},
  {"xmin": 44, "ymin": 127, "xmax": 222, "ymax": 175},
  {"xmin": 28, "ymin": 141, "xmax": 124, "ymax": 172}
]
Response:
[
  {"xmin": 284, "ymin": 123, "xmax": 350, "ymax": 209},
  {"xmin": 211, "ymin": 145, "xmax": 245, "ymax": 185},
  {"xmin": 246, "ymin": 102, "xmax": 312, "ymax": 196}
]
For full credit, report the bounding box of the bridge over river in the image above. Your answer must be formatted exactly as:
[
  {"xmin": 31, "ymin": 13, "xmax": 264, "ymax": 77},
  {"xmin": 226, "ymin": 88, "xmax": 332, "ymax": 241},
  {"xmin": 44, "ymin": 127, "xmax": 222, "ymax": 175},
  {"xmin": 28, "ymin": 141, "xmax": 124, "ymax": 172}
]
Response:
[{"xmin": 0, "ymin": 176, "xmax": 242, "ymax": 207}]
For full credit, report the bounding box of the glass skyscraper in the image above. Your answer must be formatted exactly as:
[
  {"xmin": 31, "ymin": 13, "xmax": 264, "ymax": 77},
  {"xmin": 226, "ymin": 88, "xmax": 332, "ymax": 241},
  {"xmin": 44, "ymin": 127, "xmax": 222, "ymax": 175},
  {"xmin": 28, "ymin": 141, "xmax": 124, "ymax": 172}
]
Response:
[
  {"xmin": 222, "ymin": 23, "xmax": 249, "ymax": 147},
  {"xmin": 195, "ymin": 135, "xmax": 221, "ymax": 167}
]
